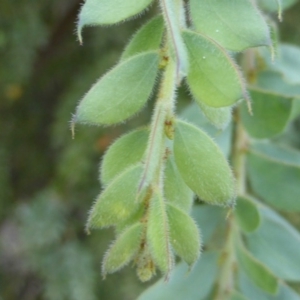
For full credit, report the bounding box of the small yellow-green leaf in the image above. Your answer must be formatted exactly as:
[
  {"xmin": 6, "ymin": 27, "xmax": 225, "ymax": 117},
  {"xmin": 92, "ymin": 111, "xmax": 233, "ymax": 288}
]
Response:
[
  {"xmin": 87, "ymin": 164, "xmax": 143, "ymax": 229},
  {"xmin": 164, "ymin": 154, "xmax": 194, "ymax": 212},
  {"xmin": 147, "ymin": 190, "xmax": 174, "ymax": 276},
  {"xmin": 100, "ymin": 128, "xmax": 149, "ymax": 185},
  {"xmin": 183, "ymin": 30, "xmax": 246, "ymax": 108},
  {"xmin": 167, "ymin": 204, "xmax": 201, "ymax": 266},
  {"xmin": 174, "ymin": 120, "xmax": 236, "ymax": 206},
  {"xmin": 102, "ymin": 222, "xmax": 142, "ymax": 275},
  {"xmin": 237, "ymin": 243, "xmax": 278, "ymax": 295},
  {"xmin": 190, "ymin": 0, "xmax": 271, "ymax": 51},
  {"xmin": 121, "ymin": 15, "xmax": 165, "ymax": 61},
  {"xmin": 77, "ymin": 0, "xmax": 154, "ymax": 42},
  {"xmin": 75, "ymin": 52, "xmax": 159, "ymax": 126},
  {"xmin": 234, "ymin": 195, "xmax": 261, "ymax": 233}
]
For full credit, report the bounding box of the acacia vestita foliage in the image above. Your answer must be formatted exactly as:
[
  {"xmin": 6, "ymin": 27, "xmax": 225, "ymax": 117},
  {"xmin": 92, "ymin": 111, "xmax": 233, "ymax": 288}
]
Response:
[{"xmin": 74, "ymin": 0, "xmax": 300, "ymax": 298}]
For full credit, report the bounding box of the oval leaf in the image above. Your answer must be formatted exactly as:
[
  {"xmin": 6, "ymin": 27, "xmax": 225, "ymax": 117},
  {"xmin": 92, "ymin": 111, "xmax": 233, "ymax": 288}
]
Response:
[
  {"xmin": 247, "ymin": 142, "xmax": 300, "ymax": 211},
  {"xmin": 75, "ymin": 52, "xmax": 159, "ymax": 125},
  {"xmin": 121, "ymin": 15, "xmax": 165, "ymax": 61},
  {"xmin": 167, "ymin": 204, "xmax": 201, "ymax": 266},
  {"xmin": 100, "ymin": 128, "xmax": 148, "ymax": 185},
  {"xmin": 247, "ymin": 206, "xmax": 300, "ymax": 281},
  {"xmin": 237, "ymin": 243, "xmax": 278, "ymax": 295},
  {"xmin": 183, "ymin": 30, "xmax": 246, "ymax": 107},
  {"xmin": 234, "ymin": 195, "xmax": 261, "ymax": 233},
  {"xmin": 77, "ymin": 0, "xmax": 154, "ymax": 42},
  {"xmin": 174, "ymin": 120, "xmax": 236, "ymax": 206},
  {"xmin": 190, "ymin": 0, "xmax": 271, "ymax": 51},
  {"xmin": 147, "ymin": 190, "xmax": 174, "ymax": 276},
  {"xmin": 87, "ymin": 164, "xmax": 143, "ymax": 229},
  {"xmin": 164, "ymin": 154, "xmax": 194, "ymax": 212},
  {"xmin": 102, "ymin": 222, "xmax": 142, "ymax": 275},
  {"xmin": 138, "ymin": 252, "xmax": 218, "ymax": 300},
  {"xmin": 241, "ymin": 89, "xmax": 292, "ymax": 139}
]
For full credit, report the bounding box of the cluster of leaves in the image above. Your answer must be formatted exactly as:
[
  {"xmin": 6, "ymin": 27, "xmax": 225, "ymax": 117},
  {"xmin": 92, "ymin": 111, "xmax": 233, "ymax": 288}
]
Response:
[
  {"xmin": 73, "ymin": 0, "xmax": 300, "ymax": 299},
  {"xmin": 74, "ymin": 0, "xmax": 300, "ymax": 298}
]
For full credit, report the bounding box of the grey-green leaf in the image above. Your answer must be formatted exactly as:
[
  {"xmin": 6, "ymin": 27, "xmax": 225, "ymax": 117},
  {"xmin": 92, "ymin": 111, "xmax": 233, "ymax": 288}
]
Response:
[
  {"xmin": 147, "ymin": 191, "xmax": 174, "ymax": 275},
  {"xmin": 75, "ymin": 52, "xmax": 159, "ymax": 126},
  {"xmin": 174, "ymin": 120, "xmax": 236, "ymax": 206},
  {"xmin": 246, "ymin": 206, "xmax": 300, "ymax": 281},
  {"xmin": 87, "ymin": 164, "xmax": 143, "ymax": 229},
  {"xmin": 190, "ymin": 0, "xmax": 271, "ymax": 51},
  {"xmin": 164, "ymin": 154, "xmax": 194, "ymax": 212},
  {"xmin": 167, "ymin": 203, "xmax": 201, "ymax": 266},
  {"xmin": 234, "ymin": 195, "xmax": 261, "ymax": 233},
  {"xmin": 183, "ymin": 30, "xmax": 246, "ymax": 107},
  {"xmin": 258, "ymin": 0, "xmax": 297, "ymax": 13},
  {"xmin": 256, "ymin": 71, "xmax": 300, "ymax": 98},
  {"xmin": 241, "ymin": 89, "xmax": 292, "ymax": 139},
  {"xmin": 198, "ymin": 101, "xmax": 232, "ymax": 130},
  {"xmin": 247, "ymin": 142, "xmax": 300, "ymax": 211},
  {"xmin": 102, "ymin": 222, "xmax": 142, "ymax": 275},
  {"xmin": 100, "ymin": 128, "xmax": 148, "ymax": 185},
  {"xmin": 121, "ymin": 15, "xmax": 165, "ymax": 61},
  {"xmin": 138, "ymin": 252, "xmax": 218, "ymax": 300},
  {"xmin": 240, "ymin": 270, "xmax": 300, "ymax": 300},
  {"xmin": 237, "ymin": 243, "xmax": 278, "ymax": 295},
  {"xmin": 77, "ymin": 0, "xmax": 154, "ymax": 42}
]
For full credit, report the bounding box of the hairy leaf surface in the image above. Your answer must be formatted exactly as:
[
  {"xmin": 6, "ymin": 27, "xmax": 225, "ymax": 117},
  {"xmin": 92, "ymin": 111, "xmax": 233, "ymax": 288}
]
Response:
[
  {"xmin": 167, "ymin": 204, "xmax": 201, "ymax": 266},
  {"xmin": 190, "ymin": 0, "xmax": 271, "ymax": 51},
  {"xmin": 87, "ymin": 165, "xmax": 143, "ymax": 228},
  {"xmin": 183, "ymin": 30, "xmax": 245, "ymax": 107},
  {"xmin": 100, "ymin": 128, "xmax": 148, "ymax": 185},
  {"xmin": 102, "ymin": 223, "xmax": 142, "ymax": 275},
  {"xmin": 76, "ymin": 52, "xmax": 159, "ymax": 125},
  {"xmin": 121, "ymin": 16, "xmax": 165, "ymax": 61},
  {"xmin": 174, "ymin": 120, "xmax": 236, "ymax": 205}
]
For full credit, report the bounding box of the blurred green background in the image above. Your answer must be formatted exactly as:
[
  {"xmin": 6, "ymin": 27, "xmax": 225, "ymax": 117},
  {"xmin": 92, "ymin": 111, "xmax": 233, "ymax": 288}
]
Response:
[{"xmin": 0, "ymin": 1, "xmax": 300, "ymax": 299}]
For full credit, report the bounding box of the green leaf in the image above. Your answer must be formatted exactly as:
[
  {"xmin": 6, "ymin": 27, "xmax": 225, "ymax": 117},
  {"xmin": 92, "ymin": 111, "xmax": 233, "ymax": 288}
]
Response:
[
  {"xmin": 237, "ymin": 243, "xmax": 278, "ymax": 295},
  {"xmin": 77, "ymin": 0, "xmax": 154, "ymax": 42},
  {"xmin": 247, "ymin": 142, "xmax": 300, "ymax": 211},
  {"xmin": 167, "ymin": 204, "xmax": 201, "ymax": 266},
  {"xmin": 234, "ymin": 195, "xmax": 261, "ymax": 233},
  {"xmin": 246, "ymin": 206, "xmax": 300, "ymax": 281},
  {"xmin": 240, "ymin": 271, "xmax": 300, "ymax": 300},
  {"xmin": 256, "ymin": 71, "xmax": 300, "ymax": 98},
  {"xmin": 180, "ymin": 102, "xmax": 233, "ymax": 157},
  {"xmin": 102, "ymin": 222, "xmax": 142, "ymax": 275},
  {"xmin": 241, "ymin": 89, "xmax": 292, "ymax": 139},
  {"xmin": 190, "ymin": 0, "xmax": 271, "ymax": 51},
  {"xmin": 147, "ymin": 190, "xmax": 174, "ymax": 276},
  {"xmin": 137, "ymin": 252, "xmax": 218, "ymax": 300},
  {"xmin": 174, "ymin": 120, "xmax": 236, "ymax": 206},
  {"xmin": 192, "ymin": 205, "xmax": 225, "ymax": 244},
  {"xmin": 164, "ymin": 154, "xmax": 194, "ymax": 212},
  {"xmin": 75, "ymin": 52, "xmax": 159, "ymax": 126},
  {"xmin": 87, "ymin": 164, "xmax": 143, "ymax": 229},
  {"xmin": 100, "ymin": 128, "xmax": 148, "ymax": 185},
  {"xmin": 183, "ymin": 30, "xmax": 246, "ymax": 107},
  {"xmin": 198, "ymin": 101, "xmax": 232, "ymax": 130},
  {"xmin": 121, "ymin": 15, "xmax": 165, "ymax": 61}
]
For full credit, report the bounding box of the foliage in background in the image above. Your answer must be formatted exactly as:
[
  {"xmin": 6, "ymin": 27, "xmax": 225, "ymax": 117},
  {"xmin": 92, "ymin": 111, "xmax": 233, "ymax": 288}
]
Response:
[{"xmin": 1, "ymin": 0, "xmax": 300, "ymax": 300}]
